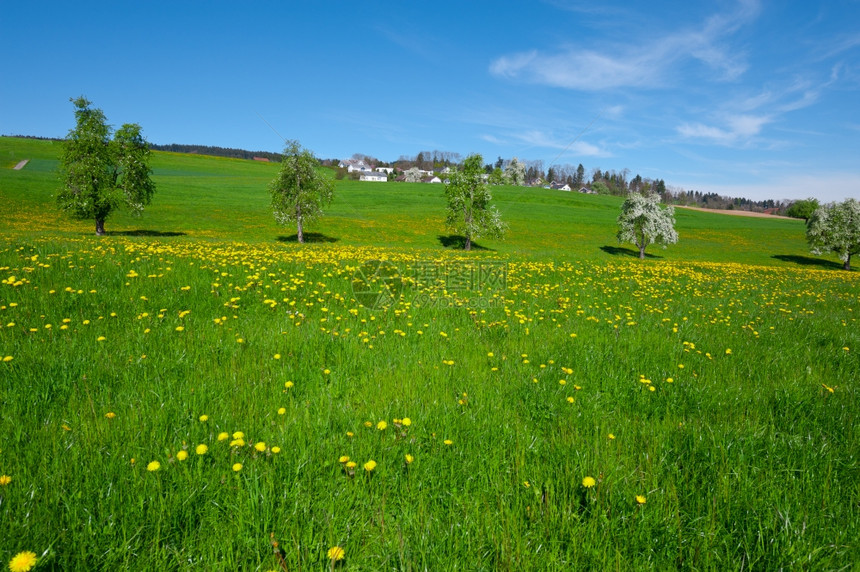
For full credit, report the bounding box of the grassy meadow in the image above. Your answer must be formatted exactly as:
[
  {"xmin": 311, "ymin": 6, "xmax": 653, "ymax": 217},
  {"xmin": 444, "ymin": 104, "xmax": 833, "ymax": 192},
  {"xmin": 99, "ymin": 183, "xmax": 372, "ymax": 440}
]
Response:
[{"xmin": 0, "ymin": 136, "xmax": 858, "ymax": 570}]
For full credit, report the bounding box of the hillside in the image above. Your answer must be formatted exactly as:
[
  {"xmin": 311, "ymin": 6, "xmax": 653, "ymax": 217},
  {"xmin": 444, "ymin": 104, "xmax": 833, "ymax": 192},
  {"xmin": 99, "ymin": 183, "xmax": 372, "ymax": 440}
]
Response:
[{"xmin": 0, "ymin": 136, "xmax": 829, "ymax": 267}]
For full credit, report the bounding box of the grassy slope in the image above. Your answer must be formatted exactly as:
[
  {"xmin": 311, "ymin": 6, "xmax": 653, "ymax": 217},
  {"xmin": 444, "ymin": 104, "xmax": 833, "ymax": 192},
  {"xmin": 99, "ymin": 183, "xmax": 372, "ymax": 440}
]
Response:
[{"xmin": 0, "ymin": 136, "xmax": 825, "ymax": 267}]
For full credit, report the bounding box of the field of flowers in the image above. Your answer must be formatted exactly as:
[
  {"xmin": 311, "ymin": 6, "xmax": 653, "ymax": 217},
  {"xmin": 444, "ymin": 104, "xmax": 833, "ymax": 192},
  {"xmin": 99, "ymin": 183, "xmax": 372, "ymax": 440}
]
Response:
[{"xmin": 1, "ymin": 235, "xmax": 858, "ymax": 570}]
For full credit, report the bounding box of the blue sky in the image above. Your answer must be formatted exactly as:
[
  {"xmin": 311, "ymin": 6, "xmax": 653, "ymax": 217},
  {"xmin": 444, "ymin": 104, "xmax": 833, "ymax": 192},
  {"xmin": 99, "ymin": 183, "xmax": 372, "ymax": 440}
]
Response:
[{"xmin": 2, "ymin": 0, "xmax": 859, "ymax": 202}]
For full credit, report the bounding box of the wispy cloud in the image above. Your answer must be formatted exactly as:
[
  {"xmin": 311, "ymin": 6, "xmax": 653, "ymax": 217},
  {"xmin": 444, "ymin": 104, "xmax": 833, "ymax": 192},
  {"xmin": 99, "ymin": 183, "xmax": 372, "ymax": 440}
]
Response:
[
  {"xmin": 515, "ymin": 130, "xmax": 609, "ymax": 157},
  {"xmin": 490, "ymin": 0, "xmax": 760, "ymax": 90},
  {"xmin": 677, "ymin": 114, "xmax": 771, "ymax": 145}
]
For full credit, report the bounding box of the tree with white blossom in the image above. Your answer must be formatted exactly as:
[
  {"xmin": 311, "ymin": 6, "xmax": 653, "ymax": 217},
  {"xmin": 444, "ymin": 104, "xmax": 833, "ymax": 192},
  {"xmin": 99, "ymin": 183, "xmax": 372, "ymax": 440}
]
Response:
[
  {"xmin": 806, "ymin": 198, "xmax": 860, "ymax": 270},
  {"xmin": 445, "ymin": 154, "xmax": 506, "ymax": 251},
  {"xmin": 616, "ymin": 192, "xmax": 678, "ymax": 259},
  {"xmin": 505, "ymin": 157, "xmax": 526, "ymax": 186}
]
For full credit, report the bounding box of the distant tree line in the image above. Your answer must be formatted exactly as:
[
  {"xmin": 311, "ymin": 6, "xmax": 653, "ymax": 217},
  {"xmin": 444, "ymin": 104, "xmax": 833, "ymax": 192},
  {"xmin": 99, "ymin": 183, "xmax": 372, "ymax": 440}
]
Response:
[{"xmin": 149, "ymin": 143, "xmax": 283, "ymax": 162}]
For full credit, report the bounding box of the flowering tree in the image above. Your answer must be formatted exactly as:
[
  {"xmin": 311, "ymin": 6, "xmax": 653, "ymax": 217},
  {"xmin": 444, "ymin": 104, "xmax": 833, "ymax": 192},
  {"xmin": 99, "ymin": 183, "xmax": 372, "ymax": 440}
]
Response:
[
  {"xmin": 404, "ymin": 167, "xmax": 422, "ymax": 183},
  {"xmin": 57, "ymin": 97, "xmax": 155, "ymax": 235},
  {"xmin": 806, "ymin": 198, "xmax": 860, "ymax": 270},
  {"xmin": 505, "ymin": 157, "xmax": 526, "ymax": 186},
  {"xmin": 444, "ymin": 154, "xmax": 506, "ymax": 250},
  {"xmin": 269, "ymin": 140, "xmax": 334, "ymax": 243},
  {"xmin": 616, "ymin": 192, "xmax": 678, "ymax": 259}
]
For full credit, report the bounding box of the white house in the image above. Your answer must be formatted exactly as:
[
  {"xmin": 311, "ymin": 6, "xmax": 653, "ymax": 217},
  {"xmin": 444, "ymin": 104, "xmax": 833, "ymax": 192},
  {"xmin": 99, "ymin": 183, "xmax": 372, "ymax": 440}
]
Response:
[
  {"xmin": 423, "ymin": 176, "xmax": 442, "ymax": 184},
  {"xmin": 550, "ymin": 182, "xmax": 572, "ymax": 191},
  {"xmin": 339, "ymin": 159, "xmax": 372, "ymax": 173},
  {"xmin": 360, "ymin": 171, "xmax": 388, "ymax": 182},
  {"xmin": 375, "ymin": 167, "xmax": 394, "ymax": 175}
]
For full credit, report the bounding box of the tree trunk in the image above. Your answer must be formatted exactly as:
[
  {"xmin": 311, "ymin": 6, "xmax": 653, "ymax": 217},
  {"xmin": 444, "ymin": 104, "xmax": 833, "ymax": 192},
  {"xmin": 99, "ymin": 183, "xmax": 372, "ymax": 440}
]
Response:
[
  {"xmin": 95, "ymin": 218, "xmax": 106, "ymax": 236},
  {"xmin": 845, "ymin": 254, "xmax": 851, "ymax": 271},
  {"xmin": 465, "ymin": 235, "xmax": 472, "ymax": 251},
  {"xmin": 296, "ymin": 204, "xmax": 304, "ymax": 243},
  {"xmin": 639, "ymin": 244, "xmax": 646, "ymax": 259}
]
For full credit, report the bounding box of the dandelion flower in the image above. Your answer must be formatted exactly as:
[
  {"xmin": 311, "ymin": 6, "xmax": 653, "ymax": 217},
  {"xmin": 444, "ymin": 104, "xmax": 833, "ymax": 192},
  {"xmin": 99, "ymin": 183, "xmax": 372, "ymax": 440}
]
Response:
[
  {"xmin": 377, "ymin": 420, "xmax": 387, "ymax": 430},
  {"xmin": 345, "ymin": 461, "xmax": 357, "ymax": 469},
  {"xmin": 196, "ymin": 444, "xmax": 208, "ymax": 455},
  {"xmin": 323, "ymin": 369, "xmax": 331, "ymax": 375},
  {"xmin": 284, "ymin": 381, "xmax": 294, "ymax": 389},
  {"xmin": 401, "ymin": 417, "xmax": 412, "ymax": 427},
  {"xmin": 274, "ymin": 353, "xmax": 281, "ymax": 360},
  {"xmin": 271, "ymin": 447, "xmax": 281, "ymax": 454},
  {"xmin": 0, "ymin": 475, "xmax": 11, "ymax": 486},
  {"xmin": 364, "ymin": 460, "xmax": 377, "ymax": 472},
  {"xmin": 217, "ymin": 432, "xmax": 229, "ymax": 441},
  {"xmin": 444, "ymin": 439, "xmax": 453, "ymax": 446},
  {"xmin": 254, "ymin": 442, "xmax": 267, "ymax": 452},
  {"xmin": 8, "ymin": 551, "xmax": 37, "ymax": 572},
  {"xmin": 277, "ymin": 407, "xmax": 286, "ymax": 415},
  {"xmin": 339, "ymin": 455, "xmax": 350, "ymax": 463},
  {"xmin": 608, "ymin": 434, "xmax": 616, "ymax": 440},
  {"xmin": 176, "ymin": 450, "xmax": 188, "ymax": 461},
  {"xmin": 363, "ymin": 421, "xmax": 372, "ymax": 428},
  {"xmin": 582, "ymin": 476, "xmax": 596, "ymax": 488},
  {"xmin": 232, "ymin": 431, "xmax": 244, "ymax": 439},
  {"xmin": 405, "ymin": 454, "xmax": 414, "ymax": 464},
  {"xmin": 147, "ymin": 461, "xmax": 161, "ymax": 472},
  {"xmin": 566, "ymin": 396, "xmax": 574, "ymax": 403},
  {"xmin": 327, "ymin": 546, "xmax": 345, "ymax": 561},
  {"xmin": 636, "ymin": 495, "xmax": 647, "ymax": 504},
  {"xmin": 105, "ymin": 412, "xmax": 116, "ymax": 419},
  {"xmin": 346, "ymin": 431, "xmax": 354, "ymax": 438},
  {"xmin": 229, "ymin": 438, "xmax": 246, "ymax": 448},
  {"xmin": 232, "ymin": 463, "xmax": 243, "ymax": 472}
]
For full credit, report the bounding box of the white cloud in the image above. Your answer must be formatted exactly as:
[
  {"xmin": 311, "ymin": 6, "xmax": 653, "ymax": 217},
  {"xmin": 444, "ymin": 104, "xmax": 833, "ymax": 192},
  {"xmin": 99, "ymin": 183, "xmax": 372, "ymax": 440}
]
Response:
[
  {"xmin": 490, "ymin": 1, "xmax": 759, "ymax": 90},
  {"xmin": 515, "ymin": 129, "xmax": 609, "ymax": 157},
  {"xmin": 677, "ymin": 113, "xmax": 771, "ymax": 145}
]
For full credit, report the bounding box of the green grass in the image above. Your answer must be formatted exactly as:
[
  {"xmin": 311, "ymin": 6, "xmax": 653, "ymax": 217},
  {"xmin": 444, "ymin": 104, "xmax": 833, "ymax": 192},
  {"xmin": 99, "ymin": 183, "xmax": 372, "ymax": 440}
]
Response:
[{"xmin": 0, "ymin": 136, "xmax": 858, "ymax": 570}]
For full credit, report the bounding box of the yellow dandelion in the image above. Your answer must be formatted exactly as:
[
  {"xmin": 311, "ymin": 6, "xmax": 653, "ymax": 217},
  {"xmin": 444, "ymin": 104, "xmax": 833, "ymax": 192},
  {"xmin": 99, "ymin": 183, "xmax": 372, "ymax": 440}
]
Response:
[
  {"xmin": 176, "ymin": 450, "xmax": 188, "ymax": 461},
  {"xmin": 196, "ymin": 444, "xmax": 208, "ymax": 455},
  {"xmin": 271, "ymin": 447, "xmax": 281, "ymax": 454},
  {"xmin": 401, "ymin": 417, "xmax": 412, "ymax": 427},
  {"xmin": 608, "ymin": 434, "xmax": 616, "ymax": 440},
  {"xmin": 0, "ymin": 475, "xmax": 11, "ymax": 486},
  {"xmin": 175, "ymin": 326, "xmax": 185, "ymax": 332},
  {"xmin": 346, "ymin": 431, "xmax": 354, "ymax": 438},
  {"xmin": 405, "ymin": 454, "xmax": 414, "ymax": 464},
  {"xmin": 232, "ymin": 463, "xmax": 243, "ymax": 472},
  {"xmin": 198, "ymin": 414, "xmax": 208, "ymax": 422},
  {"xmin": 284, "ymin": 381, "xmax": 294, "ymax": 389},
  {"xmin": 8, "ymin": 551, "xmax": 37, "ymax": 572},
  {"xmin": 147, "ymin": 461, "xmax": 161, "ymax": 472},
  {"xmin": 636, "ymin": 495, "xmax": 647, "ymax": 505},
  {"xmin": 254, "ymin": 442, "xmax": 267, "ymax": 452},
  {"xmin": 232, "ymin": 431, "xmax": 244, "ymax": 439},
  {"xmin": 327, "ymin": 546, "xmax": 345, "ymax": 561},
  {"xmin": 229, "ymin": 438, "xmax": 246, "ymax": 448},
  {"xmin": 364, "ymin": 460, "xmax": 377, "ymax": 472},
  {"xmin": 323, "ymin": 368, "xmax": 331, "ymax": 375},
  {"xmin": 725, "ymin": 348, "xmax": 732, "ymax": 355},
  {"xmin": 339, "ymin": 455, "xmax": 350, "ymax": 463},
  {"xmin": 217, "ymin": 432, "xmax": 229, "ymax": 441},
  {"xmin": 377, "ymin": 420, "xmax": 388, "ymax": 430},
  {"xmin": 345, "ymin": 461, "xmax": 357, "ymax": 469},
  {"xmin": 2, "ymin": 356, "xmax": 13, "ymax": 362},
  {"xmin": 278, "ymin": 407, "xmax": 286, "ymax": 415},
  {"xmin": 444, "ymin": 439, "xmax": 453, "ymax": 446},
  {"xmin": 273, "ymin": 353, "xmax": 281, "ymax": 360},
  {"xmin": 582, "ymin": 476, "xmax": 596, "ymax": 488},
  {"xmin": 566, "ymin": 396, "xmax": 575, "ymax": 403},
  {"xmin": 104, "ymin": 412, "xmax": 116, "ymax": 419}
]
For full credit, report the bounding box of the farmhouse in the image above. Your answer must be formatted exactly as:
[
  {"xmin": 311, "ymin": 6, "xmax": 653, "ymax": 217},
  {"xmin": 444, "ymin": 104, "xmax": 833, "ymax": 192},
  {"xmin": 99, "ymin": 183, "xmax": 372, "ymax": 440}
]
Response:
[
  {"xmin": 339, "ymin": 159, "xmax": 372, "ymax": 173},
  {"xmin": 550, "ymin": 182, "xmax": 572, "ymax": 191},
  {"xmin": 360, "ymin": 171, "xmax": 388, "ymax": 182}
]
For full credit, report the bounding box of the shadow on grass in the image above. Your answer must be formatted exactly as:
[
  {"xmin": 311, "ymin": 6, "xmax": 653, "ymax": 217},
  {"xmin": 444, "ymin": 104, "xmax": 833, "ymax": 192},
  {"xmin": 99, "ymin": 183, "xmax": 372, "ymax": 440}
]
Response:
[
  {"xmin": 600, "ymin": 245, "xmax": 662, "ymax": 259},
  {"xmin": 277, "ymin": 232, "xmax": 339, "ymax": 243},
  {"xmin": 771, "ymin": 254, "xmax": 848, "ymax": 270},
  {"xmin": 106, "ymin": 229, "xmax": 187, "ymax": 237},
  {"xmin": 437, "ymin": 235, "xmax": 493, "ymax": 251}
]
